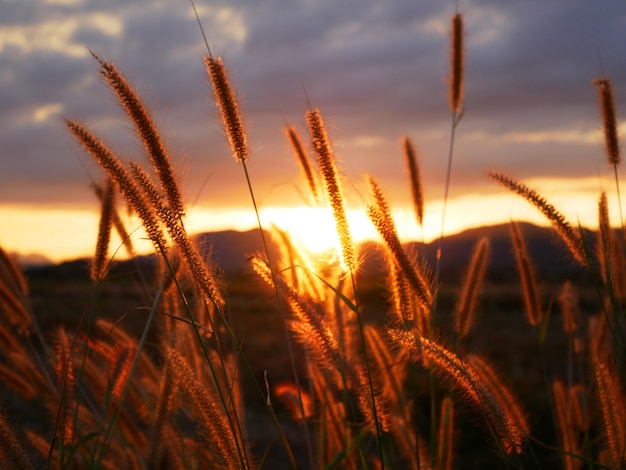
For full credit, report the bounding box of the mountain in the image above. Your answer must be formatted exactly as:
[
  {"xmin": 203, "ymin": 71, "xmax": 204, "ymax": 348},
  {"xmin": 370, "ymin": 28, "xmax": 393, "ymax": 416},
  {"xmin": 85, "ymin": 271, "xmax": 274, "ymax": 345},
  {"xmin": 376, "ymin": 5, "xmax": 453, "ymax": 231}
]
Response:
[{"xmin": 23, "ymin": 223, "xmax": 595, "ymax": 283}]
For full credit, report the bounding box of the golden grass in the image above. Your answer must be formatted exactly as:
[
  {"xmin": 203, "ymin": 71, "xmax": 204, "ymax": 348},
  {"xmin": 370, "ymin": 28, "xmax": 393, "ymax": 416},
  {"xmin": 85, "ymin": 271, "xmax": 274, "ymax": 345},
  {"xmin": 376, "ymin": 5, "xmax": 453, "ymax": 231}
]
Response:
[
  {"xmin": 3, "ymin": 8, "xmax": 626, "ymax": 469},
  {"xmin": 510, "ymin": 221, "xmax": 543, "ymax": 327},
  {"xmin": 306, "ymin": 109, "xmax": 356, "ymax": 272},
  {"xmin": 449, "ymin": 13, "xmax": 464, "ymax": 113},
  {"xmin": 594, "ymin": 78, "xmax": 621, "ymax": 166}
]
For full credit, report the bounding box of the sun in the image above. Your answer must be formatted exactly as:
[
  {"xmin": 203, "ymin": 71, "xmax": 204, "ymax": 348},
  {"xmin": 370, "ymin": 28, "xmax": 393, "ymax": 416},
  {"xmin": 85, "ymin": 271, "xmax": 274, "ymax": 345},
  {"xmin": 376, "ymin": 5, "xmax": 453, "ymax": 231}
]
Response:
[{"xmin": 259, "ymin": 205, "xmax": 379, "ymax": 257}]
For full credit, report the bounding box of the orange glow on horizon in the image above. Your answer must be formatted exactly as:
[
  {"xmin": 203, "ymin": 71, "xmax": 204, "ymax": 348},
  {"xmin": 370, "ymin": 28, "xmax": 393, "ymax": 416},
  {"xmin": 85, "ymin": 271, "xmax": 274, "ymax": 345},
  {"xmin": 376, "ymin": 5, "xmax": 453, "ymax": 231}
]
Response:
[{"xmin": 0, "ymin": 176, "xmax": 622, "ymax": 264}]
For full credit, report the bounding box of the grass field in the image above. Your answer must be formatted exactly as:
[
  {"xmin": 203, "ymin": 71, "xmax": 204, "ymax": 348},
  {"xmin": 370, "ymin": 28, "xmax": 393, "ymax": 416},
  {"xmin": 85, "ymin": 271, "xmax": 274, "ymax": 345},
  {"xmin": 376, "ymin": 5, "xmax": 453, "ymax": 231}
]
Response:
[{"xmin": 1, "ymin": 7, "xmax": 625, "ymax": 470}]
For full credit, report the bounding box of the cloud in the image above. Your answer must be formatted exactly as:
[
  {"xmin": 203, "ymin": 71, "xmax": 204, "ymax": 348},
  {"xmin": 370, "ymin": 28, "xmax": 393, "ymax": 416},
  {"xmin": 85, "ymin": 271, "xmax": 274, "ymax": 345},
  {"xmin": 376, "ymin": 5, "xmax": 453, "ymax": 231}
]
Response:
[{"xmin": 1, "ymin": 0, "xmax": 625, "ymax": 214}]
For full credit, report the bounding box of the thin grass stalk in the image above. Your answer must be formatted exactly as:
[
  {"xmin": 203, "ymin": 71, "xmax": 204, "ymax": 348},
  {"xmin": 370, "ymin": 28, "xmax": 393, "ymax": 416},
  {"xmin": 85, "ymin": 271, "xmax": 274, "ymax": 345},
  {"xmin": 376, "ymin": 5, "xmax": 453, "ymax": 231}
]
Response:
[
  {"xmin": 455, "ymin": 237, "xmax": 489, "ymax": 339},
  {"xmin": 305, "ymin": 110, "xmax": 385, "ymax": 463},
  {"xmin": 558, "ymin": 281, "xmax": 582, "ymax": 415},
  {"xmin": 309, "ymin": 362, "xmax": 345, "ymax": 467},
  {"xmin": 488, "ymin": 172, "xmax": 586, "ymax": 264},
  {"xmin": 92, "ymin": 53, "xmax": 185, "ymax": 219},
  {"xmin": 93, "ymin": 285, "xmax": 221, "ymax": 468},
  {"xmin": 510, "ymin": 221, "xmax": 543, "ymax": 327},
  {"xmin": 434, "ymin": 11, "xmax": 465, "ymax": 316},
  {"xmin": 203, "ymin": 47, "xmax": 313, "ymax": 468},
  {"xmin": 157, "ymin": 256, "xmax": 252, "ymax": 469}
]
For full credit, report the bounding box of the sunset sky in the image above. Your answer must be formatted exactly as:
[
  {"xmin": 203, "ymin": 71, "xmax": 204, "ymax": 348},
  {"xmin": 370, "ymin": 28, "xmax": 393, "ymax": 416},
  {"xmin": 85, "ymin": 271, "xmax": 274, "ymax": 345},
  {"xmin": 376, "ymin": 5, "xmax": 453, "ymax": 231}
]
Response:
[{"xmin": 2, "ymin": 0, "xmax": 626, "ymax": 263}]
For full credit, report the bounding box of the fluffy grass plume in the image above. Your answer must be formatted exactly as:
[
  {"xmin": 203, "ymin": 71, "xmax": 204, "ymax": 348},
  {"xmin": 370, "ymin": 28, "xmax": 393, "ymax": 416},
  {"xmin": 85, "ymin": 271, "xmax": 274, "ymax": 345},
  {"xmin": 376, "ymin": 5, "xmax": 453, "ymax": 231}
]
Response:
[
  {"xmin": 450, "ymin": 13, "xmax": 464, "ymax": 112},
  {"xmin": 455, "ymin": 236, "xmax": 490, "ymax": 339},
  {"xmin": 594, "ymin": 360, "xmax": 626, "ymax": 468},
  {"xmin": 367, "ymin": 176, "xmax": 433, "ymax": 311},
  {"xmin": 402, "ymin": 136, "xmax": 424, "ymax": 227},
  {"xmin": 206, "ymin": 56, "xmax": 248, "ymax": 163},
  {"xmin": 0, "ymin": 412, "xmax": 34, "ymax": 469},
  {"xmin": 390, "ymin": 329, "xmax": 528, "ymax": 455},
  {"xmin": 286, "ymin": 125, "xmax": 318, "ymax": 202},
  {"xmin": 66, "ymin": 120, "xmax": 169, "ymax": 253},
  {"xmin": 593, "ymin": 78, "xmax": 621, "ymax": 166},
  {"xmin": 596, "ymin": 191, "xmax": 624, "ymax": 297},
  {"xmin": 168, "ymin": 348, "xmax": 247, "ymax": 469},
  {"xmin": 510, "ymin": 221, "xmax": 543, "ymax": 327},
  {"xmin": 488, "ymin": 172, "xmax": 586, "ymax": 264},
  {"xmin": 91, "ymin": 178, "xmax": 115, "ymax": 281},
  {"xmin": 93, "ymin": 182, "xmax": 134, "ymax": 257},
  {"xmin": 92, "ymin": 53, "xmax": 185, "ymax": 219},
  {"xmin": 558, "ymin": 281, "xmax": 581, "ymax": 335},
  {"xmin": 306, "ymin": 109, "xmax": 356, "ymax": 272}
]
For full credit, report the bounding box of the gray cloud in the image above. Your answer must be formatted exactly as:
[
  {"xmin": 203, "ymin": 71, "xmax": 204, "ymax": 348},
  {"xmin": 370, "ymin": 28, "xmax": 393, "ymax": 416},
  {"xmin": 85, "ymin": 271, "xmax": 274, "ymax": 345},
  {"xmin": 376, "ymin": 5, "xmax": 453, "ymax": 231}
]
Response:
[{"xmin": 1, "ymin": 0, "xmax": 625, "ymax": 211}]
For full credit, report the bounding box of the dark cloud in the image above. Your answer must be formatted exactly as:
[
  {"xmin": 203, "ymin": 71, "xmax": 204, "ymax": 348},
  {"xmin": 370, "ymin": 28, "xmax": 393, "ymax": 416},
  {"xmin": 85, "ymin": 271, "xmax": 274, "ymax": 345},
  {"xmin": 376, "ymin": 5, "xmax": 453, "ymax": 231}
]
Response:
[{"xmin": 1, "ymin": 0, "xmax": 626, "ymax": 213}]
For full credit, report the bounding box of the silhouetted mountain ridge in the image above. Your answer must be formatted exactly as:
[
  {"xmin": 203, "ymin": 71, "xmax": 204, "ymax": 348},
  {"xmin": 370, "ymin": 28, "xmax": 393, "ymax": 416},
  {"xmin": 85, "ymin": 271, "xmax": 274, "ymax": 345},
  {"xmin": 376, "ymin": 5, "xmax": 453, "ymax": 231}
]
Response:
[{"xmin": 25, "ymin": 222, "xmax": 595, "ymax": 283}]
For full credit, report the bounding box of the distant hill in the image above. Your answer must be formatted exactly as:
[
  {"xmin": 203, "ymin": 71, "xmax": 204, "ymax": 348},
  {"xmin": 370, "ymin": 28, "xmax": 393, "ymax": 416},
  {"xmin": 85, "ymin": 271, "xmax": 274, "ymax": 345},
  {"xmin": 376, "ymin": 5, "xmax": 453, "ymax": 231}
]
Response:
[{"xmin": 24, "ymin": 223, "xmax": 595, "ymax": 283}]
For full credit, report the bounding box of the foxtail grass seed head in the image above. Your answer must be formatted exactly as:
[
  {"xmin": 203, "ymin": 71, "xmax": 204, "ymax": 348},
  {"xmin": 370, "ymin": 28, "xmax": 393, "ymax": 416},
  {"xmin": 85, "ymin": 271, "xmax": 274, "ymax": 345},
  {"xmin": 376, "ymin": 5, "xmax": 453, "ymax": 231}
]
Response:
[
  {"xmin": 286, "ymin": 125, "xmax": 318, "ymax": 202},
  {"xmin": 306, "ymin": 108, "xmax": 356, "ymax": 271},
  {"xmin": 488, "ymin": 172, "xmax": 586, "ymax": 265},
  {"xmin": 93, "ymin": 182, "xmax": 134, "ymax": 257},
  {"xmin": 0, "ymin": 412, "xmax": 34, "ymax": 470},
  {"xmin": 402, "ymin": 136, "xmax": 424, "ymax": 226},
  {"xmin": 455, "ymin": 237, "xmax": 489, "ymax": 338},
  {"xmin": 92, "ymin": 53, "xmax": 186, "ymax": 219},
  {"xmin": 367, "ymin": 203, "xmax": 433, "ymax": 311},
  {"xmin": 389, "ymin": 329, "xmax": 528, "ymax": 454},
  {"xmin": 558, "ymin": 281, "xmax": 580, "ymax": 335},
  {"xmin": 206, "ymin": 56, "xmax": 248, "ymax": 163},
  {"xmin": 551, "ymin": 380, "xmax": 579, "ymax": 470},
  {"xmin": 91, "ymin": 178, "xmax": 115, "ymax": 282},
  {"xmin": 509, "ymin": 222, "xmax": 542, "ymax": 327},
  {"xmin": 450, "ymin": 13, "xmax": 464, "ymax": 112},
  {"xmin": 594, "ymin": 360, "xmax": 626, "ymax": 467},
  {"xmin": 66, "ymin": 120, "xmax": 169, "ymax": 253},
  {"xmin": 593, "ymin": 78, "xmax": 621, "ymax": 166}
]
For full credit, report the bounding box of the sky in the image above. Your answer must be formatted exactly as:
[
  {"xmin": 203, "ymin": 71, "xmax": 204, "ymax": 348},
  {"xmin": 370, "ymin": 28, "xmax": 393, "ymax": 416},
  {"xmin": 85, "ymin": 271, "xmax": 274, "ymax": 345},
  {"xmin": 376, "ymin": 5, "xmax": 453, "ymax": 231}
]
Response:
[{"xmin": 1, "ymin": 0, "xmax": 626, "ymax": 263}]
